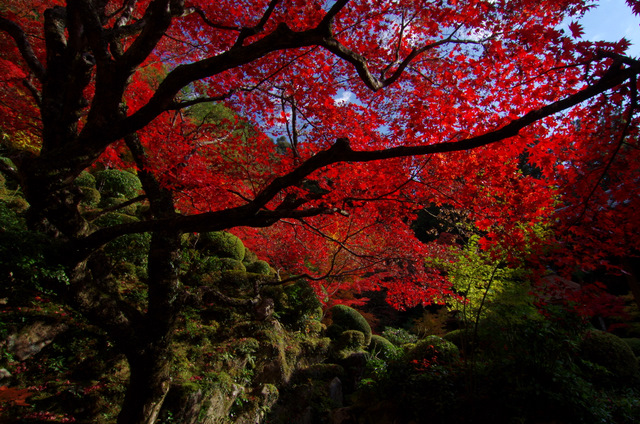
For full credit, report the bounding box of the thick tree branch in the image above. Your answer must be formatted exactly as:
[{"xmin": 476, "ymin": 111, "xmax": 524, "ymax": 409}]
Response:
[
  {"xmin": 234, "ymin": 0, "xmax": 281, "ymax": 47},
  {"xmin": 74, "ymin": 59, "xmax": 640, "ymax": 253}
]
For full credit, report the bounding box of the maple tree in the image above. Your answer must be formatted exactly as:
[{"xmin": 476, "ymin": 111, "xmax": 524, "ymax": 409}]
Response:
[{"xmin": 1, "ymin": 0, "xmax": 640, "ymax": 423}]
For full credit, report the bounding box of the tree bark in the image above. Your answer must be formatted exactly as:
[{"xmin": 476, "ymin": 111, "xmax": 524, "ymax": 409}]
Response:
[{"xmin": 118, "ymin": 344, "xmax": 172, "ymax": 424}]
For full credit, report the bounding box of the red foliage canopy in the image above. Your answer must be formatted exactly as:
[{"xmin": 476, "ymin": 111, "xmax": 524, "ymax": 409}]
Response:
[{"xmin": 1, "ymin": 0, "xmax": 639, "ymax": 310}]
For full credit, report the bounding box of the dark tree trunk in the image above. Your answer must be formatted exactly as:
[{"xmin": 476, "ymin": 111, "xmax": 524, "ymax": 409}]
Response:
[{"xmin": 118, "ymin": 343, "xmax": 172, "ymax": 424}]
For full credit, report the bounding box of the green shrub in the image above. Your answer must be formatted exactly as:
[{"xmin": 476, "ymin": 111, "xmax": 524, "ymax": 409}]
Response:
[
  {"xmin": 197, "ymin": 231, "xmax": 245, "ymax": 261},
  {"xmin": 1, "ymin": 195, "xmax": 28, "ymax": 213},
  {"xmin": 336, "ymin": 330, "xmax": 366, "ymax": 351},
  {"xmin": 203, "ymin": 270, "xmax": 258, "ymax": 298},
  {"xmin": 442, "ymin": 328, "xmax": 476, "ymax": 352},
  {"xmin": 329, "ymin": 304, "xmax": 372, "ymax": 346},
  {"xmin": 73, "ymin": 171, "xmax": 96, "ymax": 188},
  {"xmin": 580, "ymin": 330, "xmax": 639, "ymax": 382},
  {"xmin": 98, "ymin": 195, "xmax": 138, "ymax": 215},
  {"xmin": 381, "ymin": 327, "xmax": 418, "ymax": 346},
  {"xmin": 408, "ymin": 335, "xmax": 459, "ymax": 365},
  {"xmin": 278, "ymin": 280, "xmax": 323, "ymax": 331},
  {"xmin": 93, "ymin": 212, "xmax": 150, "ymax": 265},
  {"xmin": 369, "ymin": 335, "xmax": 397, "ymax": 360},
  {"xmin": 78, "ymin": 186, "xmax": 101, "ymax": 207},
  {"xmin": 623, "ymin": 338, "xmax": 640, "ymax": 357},
  {"xmin": 245, "ymin": 260, "xmax": 271, "ymax": 275},
  {"xmin": 218, "ymin": 257, "xmax": 246, "ymax": 272},
  {"xmin": 0, "ymin": 157, "xmax": 18, "ymax": 190},
  {"xmin": 0, "ymin": 200, "xmax": 24, "ymax": 232},
  {"xmin": 95, "ymin": 169, "xmax": 142, "ymax": 199}
]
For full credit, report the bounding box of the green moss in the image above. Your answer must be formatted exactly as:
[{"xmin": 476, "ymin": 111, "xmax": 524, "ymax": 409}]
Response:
[
  {"xmin": 245, "ymin": 260, "xmax": 271, "ymax": 275},
  {"xmin": 93, "ymin": 213, "xmax": 150, "ymax": 265},
  {"xmin": 442, "ymin": 328, "xmax": 476, "ymax": 352},
  {"xmin": 408, "ymin": 335, "xmax": 460, "ymax": 365},
  {"xmin": 78, "ymin": 186, "xmax": 101, "ymax": 207},
  {"xmin": 369, "ymin": 335, "xmax": 397, "ymax": 360},
  {"xmin": 198, "ymin": 231, "xmax": 246, "ymax": 261},
  {"xmin": 278, "ymin": 280, "xmax": 323, "ymax": 331},
  {"xmin": 219, "ymin": 258, "xmax": 247, "ymax": 272},
  {"xmin": 336, "ymin": 330, "xmax": 366, "ymax": 351},
  {"xmin": 1, "ymin": 195, "xmax": 28, "ymax": 213},
  {"xmin": 95, "ymin": 169, "xmax": 142, "ymax": 199},
  {"xmin": 381, "ymin": 327, "xmax": 418, "ymax": 346},
  {"xmin": 623, "ymin": 338, "xmax": 640, "ymax": 357},
  {"xmin": 97, "ymin": 196, "xmax": 139, "ymax": 215},
  {"xmin": 243, "ymin": 249, "xmax": 258, "ymax": 264},
  {"xmin": 580, "ymin": 330, "xmax": 639, "ymax": 381},
  {"xmin": 328, "ymin": 304, "xmax": 372, "ymax": 346},
  {"xmin": 73, "ymin": 171, "xmax": 96, "ymax": 189}
]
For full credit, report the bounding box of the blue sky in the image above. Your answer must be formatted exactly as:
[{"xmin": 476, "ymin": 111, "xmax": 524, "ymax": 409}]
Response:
[{"xmin": 579, "ymin": 0, "xmax": 640, "ymax": 57}]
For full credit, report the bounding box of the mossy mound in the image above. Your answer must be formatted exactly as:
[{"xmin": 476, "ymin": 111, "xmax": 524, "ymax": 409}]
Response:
[
  {"xmin": 276, "ymin": 280, "xmax": 323, "ymax": 331},
  {"xmin": 245, "ymin": 260, "xmax": 271, "ymax": 275},
  {"xmin": 328, "ymin": 304, "xmax": 372, "ymax": 346},
  {"xmin": 95, "ymin": 169, "xmax": 142, "ymax": 199},
  {"xmin": 623, "ymin": 338, "xmax": 640, "ymax": 357},
  {"xmin": 197, "ymin": 231, "xmax": 245, "ymax": 261},
  {"xmin": 580, "ymin": 330, "xmax": 638, "ymax": 382},
  {"xmin": 408, "ymin": 335, "xmax": 460, "ymax": 365},
  {"xmin": 73, "ymin": 171, "xmax": 96, "ymax": 189},
  {"xmin": 78, "ymin": 186, "xmax": 101, "ymax": 207},
  {"xmin": 336, "ymin": 330, "xmax": 366, "ymax": 351},
  {"xmin": 369, "ymin": 335, "xmax": 397, "ymax": 360},
  {"xmin": 93, "ymin": 213, "xmax": 150, "ymax": 265}
]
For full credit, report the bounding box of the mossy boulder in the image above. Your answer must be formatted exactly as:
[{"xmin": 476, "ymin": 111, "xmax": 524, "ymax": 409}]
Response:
[
  {"xmin": 95, "ymin": 169, "xmax": 142, "ymax": 199},
  {"xmin": 198, "ymin": 231, "xmax": 246, "ymax": 261},
  {"xmin": 408, "ymin": 335, "xmax": 460, "ymax": 365},
  {"xmin": 368, "ymin": 335, "xmax": 397, "ymax": 360},
  {"xmin": 328, "ymin": 304, "xmax": 371, "ymax": 346},
  {"xmin": 579, "ymin": 330, "xmax": 638, "ymax": 381}
]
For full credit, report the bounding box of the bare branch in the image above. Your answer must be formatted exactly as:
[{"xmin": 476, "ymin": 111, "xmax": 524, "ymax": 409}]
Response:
[
  {"xmin": 234, "ymin": 0, "xmax": 281, "ymax": 47},
  {"xmin": 319, "ymin": 0, "xmax": 351, "ymax": 31}
]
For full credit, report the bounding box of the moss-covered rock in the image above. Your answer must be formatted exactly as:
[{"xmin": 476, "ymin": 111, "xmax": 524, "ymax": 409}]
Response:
[
  {"xmin": 95, "ymin": 169, "xmax": 142, "ymax": 199},
  {"xmin": 368, "ymin": 335, "xmax": 397, "ymax": 360},
  {"xmin": 408, "ymin": 335, "xmax": 460, "ymax": 365},
  {"xmin": 580, "ymin": 330, "xmax": 638, "ymax": 382},
  {"xmin": 198, "ymin": 231, "xmax": 246, "ymax": 261},
  {"xmin": 328, "ymin": 304, "xmax": 372, "ymax": 346}
]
